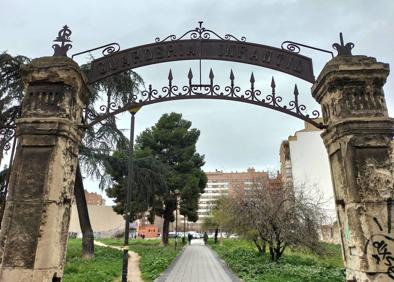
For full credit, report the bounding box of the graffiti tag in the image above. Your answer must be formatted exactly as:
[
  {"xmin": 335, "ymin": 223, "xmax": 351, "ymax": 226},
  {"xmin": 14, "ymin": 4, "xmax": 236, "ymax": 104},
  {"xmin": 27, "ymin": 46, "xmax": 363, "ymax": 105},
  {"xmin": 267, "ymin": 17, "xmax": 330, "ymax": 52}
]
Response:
[{"xmin": 365, "ymin": 199, "xmax": 394, "ymax": 279}]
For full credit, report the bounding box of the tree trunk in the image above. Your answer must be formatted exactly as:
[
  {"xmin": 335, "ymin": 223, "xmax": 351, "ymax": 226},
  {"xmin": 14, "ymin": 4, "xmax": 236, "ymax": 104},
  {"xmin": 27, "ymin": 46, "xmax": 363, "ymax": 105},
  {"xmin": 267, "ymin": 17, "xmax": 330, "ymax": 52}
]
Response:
[
  {"xmin": 74, "ymin": 163, "xmax": 94, "ymax": 259},
  {"xmin": 214, "ymin": 228, "xmax": 218, "ymax": 244},
  {"xmin": 162, "ymin": 215, "xmax": 170, "ymax": 246},
  {"xmin": 269, "ymin": 246, "xmax": 275, "ymax": 261},
  {"xmin": 253, "ymin": 239, "xmax": 266, "ymax": 256}
]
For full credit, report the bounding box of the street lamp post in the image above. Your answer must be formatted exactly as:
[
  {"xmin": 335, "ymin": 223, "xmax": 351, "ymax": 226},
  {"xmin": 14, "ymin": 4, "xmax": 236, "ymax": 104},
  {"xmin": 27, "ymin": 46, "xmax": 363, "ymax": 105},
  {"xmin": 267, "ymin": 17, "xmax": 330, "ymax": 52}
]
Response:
[
  {"xmin": 174, "ymin": 189, "xmax": 179, "ymax": 250},
  {"xmin": 121, "ymin": 106, "xmax": 141, "ymax": 282},
  {"xmin": 183, "ymin": 216, "xmax": 186, "ymax": 244}
]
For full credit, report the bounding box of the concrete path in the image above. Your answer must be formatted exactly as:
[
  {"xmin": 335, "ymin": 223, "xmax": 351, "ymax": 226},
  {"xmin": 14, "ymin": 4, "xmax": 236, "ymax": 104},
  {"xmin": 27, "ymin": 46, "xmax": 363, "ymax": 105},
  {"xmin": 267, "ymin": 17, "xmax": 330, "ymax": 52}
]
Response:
[{"xmin": 155, "ymin": 239, "xmax": 240, "ymax": 282}]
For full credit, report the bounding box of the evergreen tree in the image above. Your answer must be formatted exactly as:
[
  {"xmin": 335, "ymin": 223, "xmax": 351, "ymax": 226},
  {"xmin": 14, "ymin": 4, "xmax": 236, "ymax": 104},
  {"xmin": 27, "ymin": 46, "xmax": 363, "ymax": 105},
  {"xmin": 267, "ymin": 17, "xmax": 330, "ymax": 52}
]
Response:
[{"xmin": 135, "ymin": 112, "xmax": 207, "ymax": 245}]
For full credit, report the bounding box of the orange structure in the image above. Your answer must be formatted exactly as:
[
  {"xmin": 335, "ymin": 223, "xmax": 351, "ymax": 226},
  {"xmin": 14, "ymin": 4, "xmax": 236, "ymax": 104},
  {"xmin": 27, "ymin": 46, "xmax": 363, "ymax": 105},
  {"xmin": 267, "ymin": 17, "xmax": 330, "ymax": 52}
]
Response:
[{"xmin": 137, "ymin": 225, "xmax": 159, "ymax": 239}]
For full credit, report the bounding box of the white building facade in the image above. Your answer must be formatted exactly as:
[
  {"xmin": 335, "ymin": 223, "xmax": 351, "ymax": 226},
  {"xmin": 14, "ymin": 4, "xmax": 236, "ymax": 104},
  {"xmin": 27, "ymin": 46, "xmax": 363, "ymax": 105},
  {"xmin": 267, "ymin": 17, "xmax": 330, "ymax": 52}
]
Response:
[{"xmin": 280, "ymin": 121, "xmax": 336, "ymax": 222}]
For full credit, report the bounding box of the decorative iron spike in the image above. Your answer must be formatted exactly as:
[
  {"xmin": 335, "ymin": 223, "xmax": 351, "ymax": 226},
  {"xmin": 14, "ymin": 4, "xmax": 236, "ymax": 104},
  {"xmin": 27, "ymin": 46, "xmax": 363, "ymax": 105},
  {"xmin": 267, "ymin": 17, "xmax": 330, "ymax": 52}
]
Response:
[
  {"xmin": 271, "ymin": 77, "xmax": 276, "ymax": 88},
  {"xmin": 168, "ymin": 69, "xmax": 173, "ymax": 81},
  {"xmin": 250, "ymin": 72, "xmax": 255, "ymax": 84},
  {"xmin": 294, "ymin": 84, "xmax": 299, "ymax": 97},
  {"xmin": 52, "ymin": 25, "xmax": 72, "ymax": 57},
  {"xmin": 332, "ymin": 32, "xmax": 354, "ymax": 56},
  {"xmin": 230, "ymin": 70, "xmax": 235, "ymax": 81},
  {"xmin": 209, "ymin": 68, "xmax": 214, "ymax": 80},
  {"xmin": 188, "ymin": 68, "xmax": 193, "ymax": 80}
]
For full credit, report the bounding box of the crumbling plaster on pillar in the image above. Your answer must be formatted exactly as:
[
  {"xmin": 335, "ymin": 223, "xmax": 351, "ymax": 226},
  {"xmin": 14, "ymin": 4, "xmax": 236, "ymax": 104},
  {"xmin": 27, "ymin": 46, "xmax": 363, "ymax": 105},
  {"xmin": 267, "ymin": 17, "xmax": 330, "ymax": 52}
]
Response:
[
  {"xmin": 312, "ymin": 56, "xmax": 390, "ymax": 127},
  {"xmin": 21, "ymin": 56, "xmax": 90, "ymax": 104},
  {"xmin": 312, "ymin": 55, "xmax": 394, "ymax": 281},
  {"xmin": 0, "ymin": 56, "xmax": 90, "ymax": 282}
]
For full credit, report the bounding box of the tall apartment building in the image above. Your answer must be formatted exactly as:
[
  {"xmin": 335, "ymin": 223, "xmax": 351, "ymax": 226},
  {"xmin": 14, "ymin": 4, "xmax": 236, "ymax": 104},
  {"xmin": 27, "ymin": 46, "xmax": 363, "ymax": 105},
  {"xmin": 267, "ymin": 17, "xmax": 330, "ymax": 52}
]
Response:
[
  {"xmin": 279, "ymin": 119, "xmax": 336, "ymax": 222},
  {"xmin": 196, "ymin": 168, "xmax": 280, "ymax": 225}
]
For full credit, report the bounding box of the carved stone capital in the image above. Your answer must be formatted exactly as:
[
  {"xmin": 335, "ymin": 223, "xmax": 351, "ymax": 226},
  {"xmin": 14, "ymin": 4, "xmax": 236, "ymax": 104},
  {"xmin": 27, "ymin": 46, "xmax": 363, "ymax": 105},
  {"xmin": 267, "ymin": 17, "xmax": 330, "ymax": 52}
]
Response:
[{"xmin": 312, "ymin": 56, "xmax": 390, "ymax": 127}]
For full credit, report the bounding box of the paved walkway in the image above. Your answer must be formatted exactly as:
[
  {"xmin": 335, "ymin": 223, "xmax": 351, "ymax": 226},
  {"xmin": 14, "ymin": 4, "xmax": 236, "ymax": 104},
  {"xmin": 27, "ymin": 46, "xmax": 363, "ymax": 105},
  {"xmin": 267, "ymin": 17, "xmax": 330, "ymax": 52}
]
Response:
[{"xmin": 156, "ymin": 239, "xmax": 240, "ymax": 282}]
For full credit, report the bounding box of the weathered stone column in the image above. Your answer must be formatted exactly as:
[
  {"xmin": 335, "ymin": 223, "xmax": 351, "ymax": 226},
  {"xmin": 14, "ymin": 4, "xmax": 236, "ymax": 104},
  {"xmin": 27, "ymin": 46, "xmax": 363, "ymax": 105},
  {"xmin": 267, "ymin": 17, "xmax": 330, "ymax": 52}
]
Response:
[
  {"xmin": 312, "ymin": 51, "xmax": 394, "ymax": 281},
  {"xmin": 0, "ymin": 57, "xmax": 89, "ymax": 281}
]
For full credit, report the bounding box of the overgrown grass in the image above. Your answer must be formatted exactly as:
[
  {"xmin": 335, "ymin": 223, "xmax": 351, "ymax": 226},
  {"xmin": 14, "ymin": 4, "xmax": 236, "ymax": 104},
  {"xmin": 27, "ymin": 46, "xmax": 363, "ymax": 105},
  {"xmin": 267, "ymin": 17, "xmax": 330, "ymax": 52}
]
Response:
[
  {"xmin": 210, "ymin": 239, "xmax": 345, "ymax": 282},
  {"xmin": 63, "ymin": 239, "xmax": 122, "ymax": 282},
  {"xmin": 98, "ymin": 238, "xmax": 181, "ymax": 282}
]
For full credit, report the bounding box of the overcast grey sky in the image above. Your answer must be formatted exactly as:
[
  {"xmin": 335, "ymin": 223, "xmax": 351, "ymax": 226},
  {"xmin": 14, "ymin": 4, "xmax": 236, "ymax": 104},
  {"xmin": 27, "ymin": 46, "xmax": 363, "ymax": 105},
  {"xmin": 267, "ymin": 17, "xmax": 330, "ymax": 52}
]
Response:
[{"xmin": 1, "ymin": 0, "xmax": 393, "ymax": 200}]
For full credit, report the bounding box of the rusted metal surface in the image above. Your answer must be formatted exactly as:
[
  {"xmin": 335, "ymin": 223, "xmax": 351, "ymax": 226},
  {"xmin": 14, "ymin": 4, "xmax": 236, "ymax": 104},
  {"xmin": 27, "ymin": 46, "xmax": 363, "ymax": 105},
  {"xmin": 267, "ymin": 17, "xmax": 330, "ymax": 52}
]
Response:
[
  {"xmin": 52, "ymin": 25, "xmax": 72, "ymax": 57},
  {"xmin": 84, "ymin": 68, "xmax": 324, "ymax": 129}
]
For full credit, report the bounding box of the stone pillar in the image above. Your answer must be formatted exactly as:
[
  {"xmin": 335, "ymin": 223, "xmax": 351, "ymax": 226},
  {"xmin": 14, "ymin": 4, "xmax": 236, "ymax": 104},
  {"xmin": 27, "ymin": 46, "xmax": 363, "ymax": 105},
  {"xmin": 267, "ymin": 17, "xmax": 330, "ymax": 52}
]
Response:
[
  {"xmin": 0, "ymin": 57, "xmax": 89, "ymax": 281},
  {"xmin": 312, "ymin": 55, "xmax": 394, "ymax": 281}
]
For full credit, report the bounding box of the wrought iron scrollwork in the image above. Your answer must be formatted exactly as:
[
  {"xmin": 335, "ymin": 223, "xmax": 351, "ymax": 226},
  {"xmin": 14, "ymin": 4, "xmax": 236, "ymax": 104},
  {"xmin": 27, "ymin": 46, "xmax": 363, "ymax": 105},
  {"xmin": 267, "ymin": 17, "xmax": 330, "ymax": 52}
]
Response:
[
  {"xmin": 281, "ymin": 40, "xmax": 334, "ymax": 58},
  {"xmin": 0, "ymin": 128, "xmax": 15, "ymax": 153},
  {"xmin": 52, "ymin": 25, "xmax": 72, "ymax": 57},
  {"xmin": 155, "ymin": 21, "xmax": 246, "ymax": 42},
  {"xmin": 84, "ymin": 69, "xmax": 325, "ymax": 129},
  {"xmin": 71, "ymin": 43, "xmax": 121, "ymax": 59},
  {"xmin": 0, "ymin": 109, "xmax": 18, "ymax": 155}
]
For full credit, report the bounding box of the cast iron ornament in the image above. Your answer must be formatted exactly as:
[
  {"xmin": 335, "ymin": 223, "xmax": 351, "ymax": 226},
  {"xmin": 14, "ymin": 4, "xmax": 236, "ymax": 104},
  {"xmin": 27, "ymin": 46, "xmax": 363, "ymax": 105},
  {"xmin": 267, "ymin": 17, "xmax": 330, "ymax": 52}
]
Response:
[
  {"xmin": 155, "ymin": 21, "xmax": 246, "ymax": 42},
  {"xmin": 52, "ymin": 25, "xmax": 72, "ymax": 57},
  {"xmin": 332, "ymin": 32, "xmax": 354, "ymax": 56}
]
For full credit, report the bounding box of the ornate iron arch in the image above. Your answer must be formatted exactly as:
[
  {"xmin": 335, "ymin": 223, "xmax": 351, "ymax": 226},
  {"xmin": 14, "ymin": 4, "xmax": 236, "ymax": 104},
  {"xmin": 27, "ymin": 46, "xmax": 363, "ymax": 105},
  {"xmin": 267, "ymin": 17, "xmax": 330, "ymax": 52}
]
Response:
[
  {"xmin": 86, "ymin": 21, "xmax": 315, "ymax": 84},
  {"xmin": 53, "ymin": 23, "xmax": 327, "ymax": 129},
  {"xmin": 83, "ymin": 68, "xmax": 324, "ymax": 129}
]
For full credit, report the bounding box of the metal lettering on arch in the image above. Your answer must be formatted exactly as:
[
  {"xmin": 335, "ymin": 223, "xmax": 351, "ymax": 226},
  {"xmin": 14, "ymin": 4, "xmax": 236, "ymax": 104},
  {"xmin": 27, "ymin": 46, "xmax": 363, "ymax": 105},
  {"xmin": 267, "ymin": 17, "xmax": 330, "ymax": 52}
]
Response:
[{"xmin": 88, "ymin": 39, "xmax": 314, "ymax": 84}]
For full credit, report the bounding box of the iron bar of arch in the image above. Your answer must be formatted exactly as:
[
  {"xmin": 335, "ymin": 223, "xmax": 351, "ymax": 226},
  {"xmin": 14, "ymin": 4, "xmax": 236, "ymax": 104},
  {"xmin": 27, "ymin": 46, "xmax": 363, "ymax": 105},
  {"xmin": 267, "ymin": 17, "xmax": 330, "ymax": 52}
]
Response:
[
  {"xmin": 81, "ymin": 72, "xmax": 326, "ymax": 130},
  {"xmin": 80, "ymin": 94, "xmax": 325, "ymax": 129}
]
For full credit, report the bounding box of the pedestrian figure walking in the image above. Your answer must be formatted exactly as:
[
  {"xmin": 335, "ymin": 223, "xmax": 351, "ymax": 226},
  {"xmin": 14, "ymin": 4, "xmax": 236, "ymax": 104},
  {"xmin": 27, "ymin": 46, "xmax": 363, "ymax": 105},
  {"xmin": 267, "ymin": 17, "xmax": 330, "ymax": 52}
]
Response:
[
  {"xmin": 187, "ymin": 233, "xmax": 193, "ymax": 245},
  {"xmin": 203, "ymin": 232, "xmax": 208, "ymax": 245}
]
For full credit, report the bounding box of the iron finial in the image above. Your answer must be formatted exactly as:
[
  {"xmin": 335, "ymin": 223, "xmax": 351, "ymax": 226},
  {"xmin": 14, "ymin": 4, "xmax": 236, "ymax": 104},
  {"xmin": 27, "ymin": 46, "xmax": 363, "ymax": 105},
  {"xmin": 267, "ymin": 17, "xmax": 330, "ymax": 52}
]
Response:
[
  {"xmin": 188, "ymin": 68, "xmax": 193, "ymax": 80},
  {"xmin": 52, "ymin": 25, "xmax": 72, "ymax": 57},
  {"xmin": 294, "ymin": 84, "xmax": 299, "ymax": 97},
  {"xmin": 332, "ymin": 32, "xmax": 354, "ymax": 56},
  {"xmin": 271, "ymin": 76, "xmax": 276, "ymax": 88},
  {"xmin": 209, "ymin": 68, "xmax": 214, "ymax": 80},
  {"xmin": 229, "ymin": 69, "xmax": 235, "ymax": 81},
  {"xmin": 168, "ymin": 69, "xmax": 173, "ymax": 81},
  {"xmin": 250, "ymin": 72, "xmax": 255, "ymax": 84}
]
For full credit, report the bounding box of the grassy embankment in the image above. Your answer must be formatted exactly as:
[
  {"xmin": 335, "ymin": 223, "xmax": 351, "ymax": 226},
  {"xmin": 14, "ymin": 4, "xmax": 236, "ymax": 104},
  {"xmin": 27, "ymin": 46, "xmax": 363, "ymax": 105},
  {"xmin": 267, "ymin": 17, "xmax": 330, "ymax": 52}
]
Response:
[
  {"xmin": 63, "ymin": 238, "xmax": 181, "ymax": 282},
  {"xmin": 210, "ymin": 239, "xmax": 345, "ymax": 282}
]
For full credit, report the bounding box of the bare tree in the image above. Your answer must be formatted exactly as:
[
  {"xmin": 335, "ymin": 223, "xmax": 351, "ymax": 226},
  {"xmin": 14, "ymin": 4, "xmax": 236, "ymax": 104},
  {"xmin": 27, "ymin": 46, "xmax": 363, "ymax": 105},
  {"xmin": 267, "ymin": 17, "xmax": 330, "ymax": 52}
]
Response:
[{"xmin": 220, "ymin": 179, "xmax": 325, "ymax": 262}]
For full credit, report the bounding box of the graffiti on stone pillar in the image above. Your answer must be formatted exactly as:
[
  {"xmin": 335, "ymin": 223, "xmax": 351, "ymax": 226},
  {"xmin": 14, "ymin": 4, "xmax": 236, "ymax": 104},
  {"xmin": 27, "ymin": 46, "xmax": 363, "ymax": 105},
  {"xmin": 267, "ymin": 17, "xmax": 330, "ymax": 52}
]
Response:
[{"xmin": 364, "ymin": 200, "xmax": 394, "ymax": 279}]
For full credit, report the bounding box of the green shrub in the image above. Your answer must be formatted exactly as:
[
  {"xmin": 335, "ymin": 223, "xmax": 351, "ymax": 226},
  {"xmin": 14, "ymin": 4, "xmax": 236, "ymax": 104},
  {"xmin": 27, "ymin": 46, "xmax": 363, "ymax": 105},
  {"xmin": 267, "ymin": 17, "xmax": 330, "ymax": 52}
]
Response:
[{"xmin": 211, "ymin": 239, "xmax": 345, "ymax": 282}]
